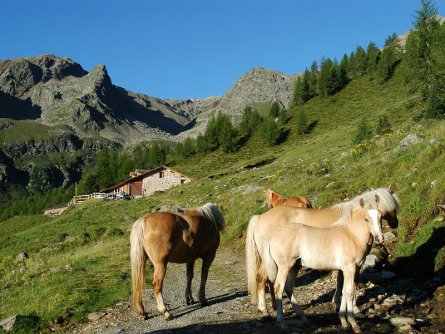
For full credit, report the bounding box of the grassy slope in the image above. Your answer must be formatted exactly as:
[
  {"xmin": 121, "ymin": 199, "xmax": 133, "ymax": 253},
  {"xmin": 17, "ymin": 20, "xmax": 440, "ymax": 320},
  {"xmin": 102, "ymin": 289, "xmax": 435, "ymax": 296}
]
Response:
[{"xmin": 1, "ymin": 70, "xmax": 444, "ymax": 326}]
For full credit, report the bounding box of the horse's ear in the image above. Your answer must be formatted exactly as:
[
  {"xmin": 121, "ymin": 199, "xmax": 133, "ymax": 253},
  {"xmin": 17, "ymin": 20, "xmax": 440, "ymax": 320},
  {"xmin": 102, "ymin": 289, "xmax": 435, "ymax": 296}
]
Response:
[
  {"xmin": 388, "ymin": 184, "xmax": 393, "ymax": 193},
  {"xmin": 375, "ymin": 194, "xmax": 380, "ymax": 204},
  {"xmin": 359, "ymin": 198, "xmax": 365, "ymax": 208}
]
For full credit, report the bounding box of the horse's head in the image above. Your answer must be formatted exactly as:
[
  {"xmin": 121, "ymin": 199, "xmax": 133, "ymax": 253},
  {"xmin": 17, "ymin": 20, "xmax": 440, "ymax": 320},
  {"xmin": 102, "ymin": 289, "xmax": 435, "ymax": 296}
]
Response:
[
  {"xmin": 360, "ymin": 196, "xmax": 384, "ymax": 244},
  {"xmin": 382, "ymin": 210, "xmax": 399, "ymax": 228}
]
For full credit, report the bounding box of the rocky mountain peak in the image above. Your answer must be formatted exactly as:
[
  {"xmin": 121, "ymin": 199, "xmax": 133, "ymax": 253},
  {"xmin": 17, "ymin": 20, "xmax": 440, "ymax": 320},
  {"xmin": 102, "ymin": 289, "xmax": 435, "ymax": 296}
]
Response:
[{"xmin": 0, "ymin": 54, "xmax": 87, "ymax": 97}]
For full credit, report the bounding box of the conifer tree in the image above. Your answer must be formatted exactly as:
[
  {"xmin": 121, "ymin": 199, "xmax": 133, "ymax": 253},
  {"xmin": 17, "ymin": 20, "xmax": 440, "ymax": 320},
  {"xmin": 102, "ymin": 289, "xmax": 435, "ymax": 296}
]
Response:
[
  {"xmin": 296, "ymin": 109, "xmax": 308, "ymax": 135},
  {"xmin": 366, "ymin": 41, "xmax": 380, "ymax": 72},
  {"xmin": 216, "ymin": 113, "xmax": 238, "ymax": 153},
  {"xmin": 377, "ymin": 33, "xmax": 402, "ymax": 82},
  {"xmin": 181, "ymin": 137, "xmax": 195, "ymax": 157},
  {"xmin": 353, "ymin": 118, "xmax": 373, "ymax": 144},
  {"xmin": 376, "ymin": 115, "xmax": 392, "ymax": 135},
  {"xmin": 262, "ymin": 117, "xmax": 282, "ymax": 146},
  {"xmin": 318, "ymin": 58, "xmax": 335, "ymax": 97},
  {"xmin": 308, "ymin": 61, "xmax": 318, "ymax": 97},
  {"xmin": 338, "ymin": 54, "xmax": 349, "ymax": 87},
  {"xmin": 354, "ymin": 46, "xmax": 367, "ymax": 77},
  {"xmin": 239, "ymin": 106, "xmax": 262, "ymax": 137},
  {"xmin": 269, "ymin": 101, "xmax": 280, "ymax": 118},
  {"xmin": 403, "ymin": 0, "xmax": 445, "ymax": 118},
  {"xmin": 292, "ymin": 73, "xmax": 310, "ymax": 105}
]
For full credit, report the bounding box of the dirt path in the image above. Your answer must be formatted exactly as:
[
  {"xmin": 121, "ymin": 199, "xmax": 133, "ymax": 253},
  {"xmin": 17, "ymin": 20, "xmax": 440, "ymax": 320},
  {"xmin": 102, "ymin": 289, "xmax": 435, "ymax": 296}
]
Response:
[{"xmin": 66, "ymin": 248, "xmax": 445, "ymax": 334}]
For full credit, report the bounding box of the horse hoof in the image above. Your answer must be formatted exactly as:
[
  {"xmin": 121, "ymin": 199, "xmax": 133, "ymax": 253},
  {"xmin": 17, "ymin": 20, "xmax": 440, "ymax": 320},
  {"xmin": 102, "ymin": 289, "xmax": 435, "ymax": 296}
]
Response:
[
  {"xmin": 352, "ymin": 327, "xmax": 362, "ymax": 334},
  {"xmin": 341, "ymin": 324, "xmax": 351, "ymax": 331},
  {"xmin": 186, "ymin": 299, "xmax": 196, "ymax": 305},
  {"xmin": 164, "ymin": 312, "xmax": 174, "ymax": 321},
  {"xmin": 200, "ymin": 300, "xmax": 208, "ymax": 307}
]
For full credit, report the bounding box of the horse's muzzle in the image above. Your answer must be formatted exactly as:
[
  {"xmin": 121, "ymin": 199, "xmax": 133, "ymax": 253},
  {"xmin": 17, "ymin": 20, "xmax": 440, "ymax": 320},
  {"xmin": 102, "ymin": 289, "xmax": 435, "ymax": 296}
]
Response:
[{"xmin": 375, "ymin": 234, "xmax": 385, "ymax": 245}]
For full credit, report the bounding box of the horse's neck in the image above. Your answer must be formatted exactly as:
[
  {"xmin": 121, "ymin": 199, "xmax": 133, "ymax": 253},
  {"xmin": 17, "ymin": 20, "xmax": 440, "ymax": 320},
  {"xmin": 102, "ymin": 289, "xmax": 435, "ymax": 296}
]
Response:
[{"xmin": 344, "ymin": 210, "xmax": 373, "ymax": 249}]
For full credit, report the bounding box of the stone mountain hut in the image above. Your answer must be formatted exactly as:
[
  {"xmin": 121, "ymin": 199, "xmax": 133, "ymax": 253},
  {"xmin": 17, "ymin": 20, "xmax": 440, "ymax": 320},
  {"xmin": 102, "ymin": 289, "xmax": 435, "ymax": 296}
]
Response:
[{"xmin": 101, "ymin": 165, "xmax": 192, "ymax": 198}]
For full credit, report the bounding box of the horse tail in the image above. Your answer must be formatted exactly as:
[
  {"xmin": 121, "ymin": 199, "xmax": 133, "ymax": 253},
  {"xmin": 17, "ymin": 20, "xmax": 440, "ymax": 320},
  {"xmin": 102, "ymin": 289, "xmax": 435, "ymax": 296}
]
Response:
[
  {"xmin": 246, "ymin": 214, "xmax": 261, "ymax": 304},
  {"xmin": 130, "ymin": 217, "xmax": 148, "ymax": 316}
]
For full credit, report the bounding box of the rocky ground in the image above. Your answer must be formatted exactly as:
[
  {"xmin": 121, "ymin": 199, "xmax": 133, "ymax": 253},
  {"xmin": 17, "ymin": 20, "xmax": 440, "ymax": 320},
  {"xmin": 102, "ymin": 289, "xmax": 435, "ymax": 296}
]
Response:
[{"xmin": 63, "ymin": 248, "xmax": 445, "ymax": 334}]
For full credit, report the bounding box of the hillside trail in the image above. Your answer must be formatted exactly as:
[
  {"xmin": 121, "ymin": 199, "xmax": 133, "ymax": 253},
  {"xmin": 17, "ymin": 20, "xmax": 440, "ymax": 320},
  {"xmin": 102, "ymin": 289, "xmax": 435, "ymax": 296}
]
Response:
[{"xmin": 66, "ymin": 248, "xmax": 445, "ymax": 334}]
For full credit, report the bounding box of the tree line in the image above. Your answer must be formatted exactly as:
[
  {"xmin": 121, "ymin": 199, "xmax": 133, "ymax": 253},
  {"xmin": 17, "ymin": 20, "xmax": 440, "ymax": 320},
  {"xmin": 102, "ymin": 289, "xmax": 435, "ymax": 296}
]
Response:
[{"xmin": 292, "ymin": 0, "xmax": 445, "ymax": 119}]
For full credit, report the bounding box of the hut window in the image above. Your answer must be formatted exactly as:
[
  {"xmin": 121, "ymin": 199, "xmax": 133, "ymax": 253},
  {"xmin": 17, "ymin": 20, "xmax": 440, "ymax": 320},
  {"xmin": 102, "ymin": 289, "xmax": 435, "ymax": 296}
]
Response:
[{"xmin": 159, "ymin": 172, "xmax": 164, "ymax": 178}]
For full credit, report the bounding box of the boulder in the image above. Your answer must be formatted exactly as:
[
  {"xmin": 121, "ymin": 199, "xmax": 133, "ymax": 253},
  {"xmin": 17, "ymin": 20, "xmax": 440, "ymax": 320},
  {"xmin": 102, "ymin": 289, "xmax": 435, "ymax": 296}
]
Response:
[
  {"xmin": 399, "ymin": 134, "xmax": 425, "ymax": 150},
  {"xmin": 389, "ymin": 317, "xmax": 415, "ymax": 326},
  {"xmin": 0, "ymin": 315, "xmax": 17, "ymax": 332}
]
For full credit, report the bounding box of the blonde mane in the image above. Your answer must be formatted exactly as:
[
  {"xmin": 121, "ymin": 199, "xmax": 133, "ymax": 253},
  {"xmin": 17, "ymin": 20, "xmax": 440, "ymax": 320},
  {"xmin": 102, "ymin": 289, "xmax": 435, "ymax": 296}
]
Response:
[
  {"xmin": 331, "ymin": 188, "xmax": 399, "ymax": 226},
  {"xmin": 196, "ymin": 202, "xmax": 225, "ymax": 231}
]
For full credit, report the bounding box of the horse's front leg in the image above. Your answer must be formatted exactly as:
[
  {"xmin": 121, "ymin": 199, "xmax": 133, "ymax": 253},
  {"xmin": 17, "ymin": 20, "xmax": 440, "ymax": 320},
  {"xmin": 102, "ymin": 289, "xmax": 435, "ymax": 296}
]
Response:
[
  {"xmin": 339, "ymin": 267, "xmax": 361, "ymax": 334},
  {"xmin": 185, "ymin": 261, "xmax": 195, "ymax": 305},
  {"xmin": 152, "ymin": 260, "xmax": 173, "ymax": 320},
  {"xmin": 198, "ymin": 251, "xmax": 216, "ymax": 306}
]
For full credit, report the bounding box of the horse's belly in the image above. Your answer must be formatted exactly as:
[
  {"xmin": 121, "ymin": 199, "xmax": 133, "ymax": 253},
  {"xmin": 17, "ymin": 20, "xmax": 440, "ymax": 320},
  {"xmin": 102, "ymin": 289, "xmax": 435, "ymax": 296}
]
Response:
[{"xmin": 300, "ymin": 250, "xmax": 336, "ymax": 270}]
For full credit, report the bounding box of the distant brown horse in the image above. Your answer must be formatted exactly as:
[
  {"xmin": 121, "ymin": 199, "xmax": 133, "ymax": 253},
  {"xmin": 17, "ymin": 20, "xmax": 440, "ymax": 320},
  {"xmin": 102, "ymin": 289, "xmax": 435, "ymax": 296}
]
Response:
[
  {"xmin": 130, "ymin": 203, "xmax": 225, "ymax": 320},
  {"xmin": 263, "ymin": 188, "xmax": 312, "ymax": 209}
]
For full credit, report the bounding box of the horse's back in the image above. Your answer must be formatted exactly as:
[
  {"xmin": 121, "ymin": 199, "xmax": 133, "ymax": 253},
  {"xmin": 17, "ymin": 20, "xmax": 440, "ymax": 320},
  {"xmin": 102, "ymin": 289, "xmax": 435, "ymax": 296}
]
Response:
[
  {"xmin": 262, "ymin": 205, "xmax": 340, "ymax": 228},
  {"xmin": 142, "ymin": 211, "xmax": 220, "ymax": 263},
  {"xmin": 282, "ymin": 197, "xmax": 312, "ymax": 208}
]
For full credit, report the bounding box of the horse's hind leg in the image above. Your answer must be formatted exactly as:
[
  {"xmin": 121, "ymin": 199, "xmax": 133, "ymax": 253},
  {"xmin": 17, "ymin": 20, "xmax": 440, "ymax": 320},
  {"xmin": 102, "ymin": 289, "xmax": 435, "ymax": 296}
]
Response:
[
  {"xmin": 185, "ymin": 261, "xmax": 195, "ymax": 305},
  {"xmin": 274, "ymin": 267, "xmax": 290, "ymax": 330},
  {"xmin": 285, "ymin": 264, "xmax": 307, "ymax": 322},
  {"xmin": 198, "ymin": 251, "xmax": 216, "ymax": 306},
  {"xmin": 267, "ymin": 280, "xmax": 276, "ymax": 310},
  {"xmin": 257, "ymin": 263, "xmax": 271, "ymax": 318},
  {"xmin": 152, "ymin": 260, "xmax": 173, "ymax": 320},
  {"xmin": 332, "ymin": 270, "xmax": 343, "ymax": 311},
  {"xmin": 353, "ymin": 265, "xmax": 361, "ymax": 314}
]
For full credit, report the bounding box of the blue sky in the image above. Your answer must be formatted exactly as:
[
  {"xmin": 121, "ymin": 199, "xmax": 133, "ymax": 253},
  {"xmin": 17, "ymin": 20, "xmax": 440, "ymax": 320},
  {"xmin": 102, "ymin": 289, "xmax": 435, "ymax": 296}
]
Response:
[{"xmin": 2, "ymin": 0, "xmax": 444, "ymax": 99}]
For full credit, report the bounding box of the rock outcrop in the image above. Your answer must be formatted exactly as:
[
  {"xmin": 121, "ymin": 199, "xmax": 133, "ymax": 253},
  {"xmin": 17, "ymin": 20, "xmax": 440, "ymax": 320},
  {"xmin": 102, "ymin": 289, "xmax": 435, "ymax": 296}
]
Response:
[{"xmin": 171, "ymin": 67, "xmax": 298, "ymax": 138}]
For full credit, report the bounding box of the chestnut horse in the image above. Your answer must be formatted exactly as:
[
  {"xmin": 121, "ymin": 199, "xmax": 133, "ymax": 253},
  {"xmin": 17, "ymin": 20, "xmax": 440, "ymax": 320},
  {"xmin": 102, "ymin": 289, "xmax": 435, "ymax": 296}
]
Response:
[
  {"xmin": 247, "ymin": 188, "xmax": 399, "ymax": 318},
  {"xmin": 260, "ymin": 199, "xmax": 383, "ymax": 332},
  {"xmin": 263, "ymin": 188, "xmax": 312, "ymax": 208},
  {"xmin": 130, "ymin": 203, "xmax": 225, "ymax": 320}
]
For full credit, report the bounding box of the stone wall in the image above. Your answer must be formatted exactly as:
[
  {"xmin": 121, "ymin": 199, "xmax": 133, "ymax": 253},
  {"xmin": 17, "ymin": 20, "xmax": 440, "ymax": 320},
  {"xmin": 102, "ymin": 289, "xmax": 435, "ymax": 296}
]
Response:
[{"xmin": 142, "ymin": 169, "xmax": 191, "ymax": 196}]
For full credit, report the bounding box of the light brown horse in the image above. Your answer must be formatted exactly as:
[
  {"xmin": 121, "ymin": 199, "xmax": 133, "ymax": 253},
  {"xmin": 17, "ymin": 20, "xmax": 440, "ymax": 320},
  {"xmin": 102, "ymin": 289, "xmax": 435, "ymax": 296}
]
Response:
[
  {"xmin": 263, "ymin": 188, "xmax": 312, "ymax": 208},
  {"xmin": 259, "ymin": 199, "xmax": 383, "ymax": 332},
  {"xmin": 246, "ymin": 188, "xmax": 399, "ymax": 318},
  {"xmin": 130, "ymin": 203, "xmax": 225, "ymax": 320}
]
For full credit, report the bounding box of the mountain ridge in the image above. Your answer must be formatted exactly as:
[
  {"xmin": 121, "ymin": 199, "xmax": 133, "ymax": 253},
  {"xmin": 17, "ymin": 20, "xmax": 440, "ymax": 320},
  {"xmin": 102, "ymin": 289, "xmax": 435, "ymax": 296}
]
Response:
[
  {"xmin": 0, "ymin": 54, "xmax": 194, "ymax": 145},
  {"xmin": 1, "ymin": 55, "xmax": 297, "ymax": 144}
]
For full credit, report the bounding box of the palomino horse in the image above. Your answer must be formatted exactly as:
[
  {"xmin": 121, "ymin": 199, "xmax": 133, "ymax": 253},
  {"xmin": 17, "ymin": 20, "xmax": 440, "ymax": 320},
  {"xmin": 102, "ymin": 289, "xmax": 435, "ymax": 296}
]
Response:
[
  {"xmin": 258, "ymin": 199, "xmax": 383, "ymax": 332},
  {"xmin": 246, "ymin": 188, "xmax": 399, "ymax": 318},
  {"xmin": 263, "ymin": 188, "xmax": 312, "ymax": 208},
  {"xmin": 130, "ymin": 203, "xmax": 225, "ymax": 320}
]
